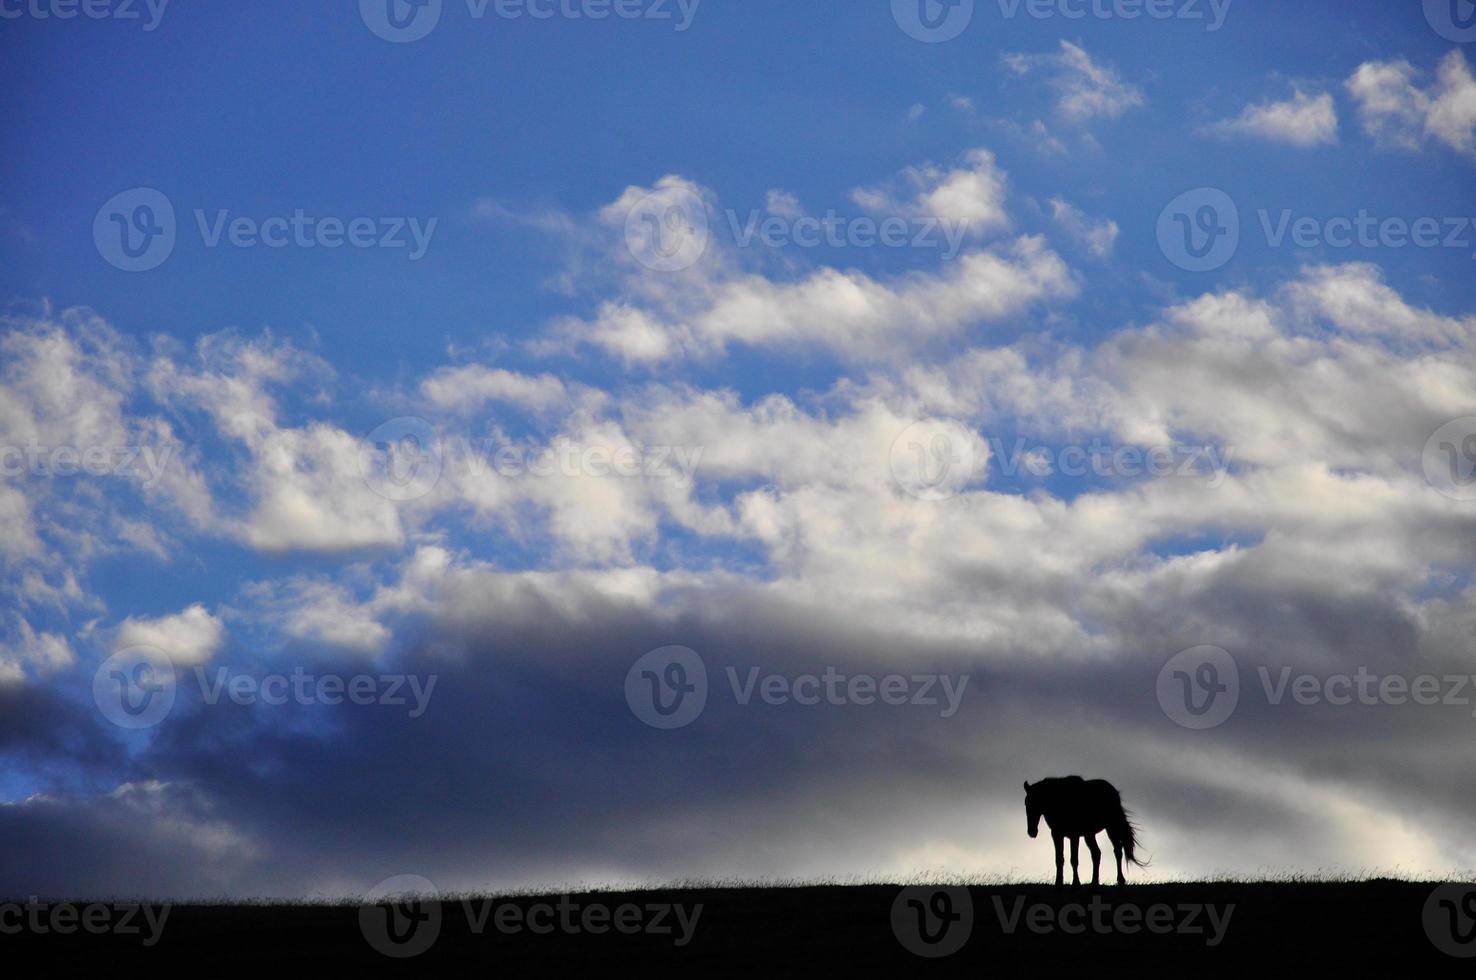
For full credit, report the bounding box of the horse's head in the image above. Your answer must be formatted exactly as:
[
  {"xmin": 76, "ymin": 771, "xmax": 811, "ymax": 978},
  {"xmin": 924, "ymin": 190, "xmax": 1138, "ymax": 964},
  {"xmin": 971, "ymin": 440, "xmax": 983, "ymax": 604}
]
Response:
[{"xmin": 1023, "ymin": 780, "xmax": 1041, "ymax": 838}]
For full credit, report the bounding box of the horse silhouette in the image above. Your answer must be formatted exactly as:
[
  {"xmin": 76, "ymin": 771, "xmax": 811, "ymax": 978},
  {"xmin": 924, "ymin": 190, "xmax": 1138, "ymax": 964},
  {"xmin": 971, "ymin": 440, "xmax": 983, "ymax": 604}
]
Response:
[{"xmin": 1024, "ymin": 776, "xmax": 1147, "ymax": 886}]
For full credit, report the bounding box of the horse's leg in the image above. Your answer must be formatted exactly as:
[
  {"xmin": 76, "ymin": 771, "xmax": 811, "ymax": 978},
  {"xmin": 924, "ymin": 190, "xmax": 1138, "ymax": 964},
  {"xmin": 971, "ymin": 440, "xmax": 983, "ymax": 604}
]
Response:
[
  {"xmin": 1086, "ymin": 834, "xmax": 1102, "ymax": 886},
  {"xmin": 1053, "ymin": 832, "xmax": 1065, "ymax": 887},
  {"xmin": 1112, "ymin": 838, "xmax": 1125, "ymax": 885},
  {"xmin": 1069, "ymin": 836, "xmax": 1080, "ymax": 886}
]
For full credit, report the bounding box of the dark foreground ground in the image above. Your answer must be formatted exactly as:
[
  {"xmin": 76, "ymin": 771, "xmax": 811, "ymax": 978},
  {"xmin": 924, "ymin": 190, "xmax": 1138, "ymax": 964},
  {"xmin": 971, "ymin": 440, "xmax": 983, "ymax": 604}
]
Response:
[{"xmin": 8, "ymin": 880, "xmax": 1474, "ymax": 977}]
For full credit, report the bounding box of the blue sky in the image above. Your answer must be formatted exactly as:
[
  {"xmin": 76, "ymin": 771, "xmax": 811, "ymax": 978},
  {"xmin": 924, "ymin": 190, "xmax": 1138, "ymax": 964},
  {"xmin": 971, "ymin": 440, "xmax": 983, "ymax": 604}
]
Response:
[
  {"xmin": 6, "ymin": 1, "xmax": 1471, "ymax": 365},
  {"xmin": 3, "ymin": 1, "xmax": 1476, "ymax": 897}
]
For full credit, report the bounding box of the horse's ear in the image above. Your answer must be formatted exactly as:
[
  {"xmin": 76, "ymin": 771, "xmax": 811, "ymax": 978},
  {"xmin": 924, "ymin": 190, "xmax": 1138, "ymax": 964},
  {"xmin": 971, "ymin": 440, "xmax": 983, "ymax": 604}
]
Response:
[{"xmin": 1023, "ymin": 780, "xmax": 1031, "ymax": 791}]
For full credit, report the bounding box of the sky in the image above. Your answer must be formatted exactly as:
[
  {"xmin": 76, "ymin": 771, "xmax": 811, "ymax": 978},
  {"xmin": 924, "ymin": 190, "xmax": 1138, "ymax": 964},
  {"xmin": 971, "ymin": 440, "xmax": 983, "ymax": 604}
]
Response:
[{"xmin": 2, "ymin": 0, "xmax": 1476, "ymax": 897}]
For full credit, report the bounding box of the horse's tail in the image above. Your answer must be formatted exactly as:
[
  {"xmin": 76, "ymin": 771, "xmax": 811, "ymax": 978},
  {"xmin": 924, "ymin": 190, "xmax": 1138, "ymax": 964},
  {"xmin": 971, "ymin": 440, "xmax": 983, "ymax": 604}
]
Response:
[{"xmin": 1108, "ymin": 800, "xmax": 1149, "ymax": 869}]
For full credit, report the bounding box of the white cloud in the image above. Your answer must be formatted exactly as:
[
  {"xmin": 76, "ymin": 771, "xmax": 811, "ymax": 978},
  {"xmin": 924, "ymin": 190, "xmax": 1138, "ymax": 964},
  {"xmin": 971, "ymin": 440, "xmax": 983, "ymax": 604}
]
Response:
[
  {"xmin": 0, "ymin": 311, "xmax": 216, "ymax": 618},
  {"xmin": 1202, "ymin": 90, "xmax": 1338, "ymax": 147},
  {"xmin": 1048, "ymin": 198, "xmax": 1118, "ymax": 258},
  {"xmin": 419, "ymin": 365, "xmax": 571, "ymax": 415},
  {"xmin": 560, "ymin": 234, "xmax": 1075, "ymax": 364},
  {"xmin": 114, "ymin": 604, "xmax": 226, "ymax": 666},
  {"xmin": 0, "ymin": 618, "xmax": 75, "ymax": 683},
  {"xmin": 765, "ymin": 189, "xmax": 803, "ymax": 219},
  {"xmin": 852, "ymin": 147, "xmax": 1011, "ymax": 239},
  {"xmin": 1347, "ymin": 50, "xmax": 1476, "ymax": 158},
  {"xmin": 549, "ymin": 157, "xmax": 1074, "ymax": 365},
  {"xmin": 148, "ymin": 333, "xmax": 407, "ymax": 554},
  {"xmin": 9, "ymin": 142, "xmax": 1476, "ymax": 895},
  {"xmin": 1005, "ymin": 41, "xmax": 1144, "ymax": 123}
]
